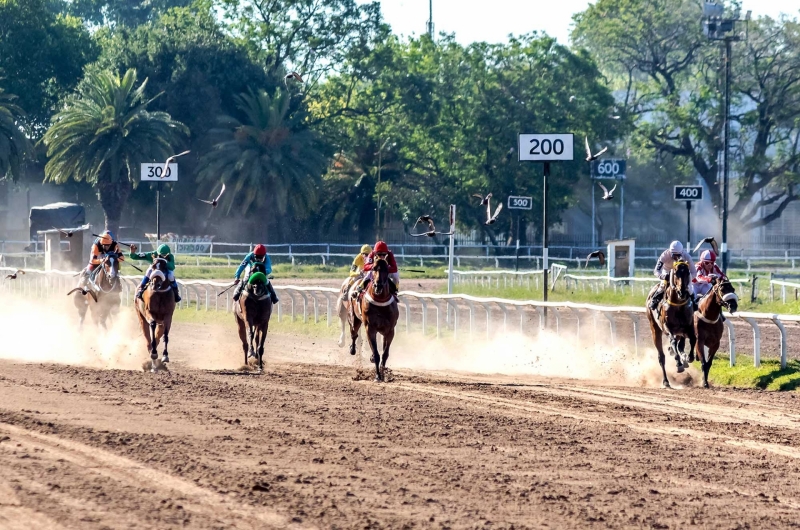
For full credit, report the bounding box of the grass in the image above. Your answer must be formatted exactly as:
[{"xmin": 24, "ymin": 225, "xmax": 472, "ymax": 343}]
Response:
[
  {"xmin": 171, "ymin": 306, "xmax": 339, "ymax": 339},
  {"xmin": 702, "ymin": 355, "xmax": 800, "ymax": 391}
]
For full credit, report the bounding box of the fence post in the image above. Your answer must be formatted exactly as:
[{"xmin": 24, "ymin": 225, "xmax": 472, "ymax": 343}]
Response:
[
  {"xmin": 724, "ymin": 318, "xmax": 736, "ymax": 366},
  {"xmin": 741, "ymin": 317, "xmax": 761, "ymax": 367},
  {"xmin": 772, "ymin": 316, "xmax": 787, "ymax": 369}
]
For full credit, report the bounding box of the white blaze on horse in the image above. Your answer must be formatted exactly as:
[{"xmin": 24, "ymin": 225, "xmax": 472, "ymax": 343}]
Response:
[
  {"xmin": 135, "ymin": 258, "xmax": 176, "ymax": 372},
  {"xmin": 338, "ymin": 258, "xmax": 399, "ymax": 382},
  {"xmin": 234, "ymin": 272, "xmax": 273, "ymax": 372}
]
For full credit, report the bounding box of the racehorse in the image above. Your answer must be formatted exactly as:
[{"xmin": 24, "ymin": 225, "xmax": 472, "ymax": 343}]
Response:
[
  {"xmin": 234, "ymin": 271, "xmax": 273, "ymax": 372},
  {"xmin": 337, "ymin": 273, "xmax": 363, "ymax": 347},
  {"xmin": 134, "ymin": 258, "xmax": 176, "ymax": 372},
  {"xmin": 694, "ymin": 277, "xmax": 738, "ymax": 388},
  {"xmin": 345, "ymin": 258, "xmax": 399, "ymax": 382},
  {"xmin": 67, "ymin": 252, "xmax": 122, "ymax": 328},
  {"xmin": 646, "ymin": 260, "xmax": 697, "ymax": 388}
]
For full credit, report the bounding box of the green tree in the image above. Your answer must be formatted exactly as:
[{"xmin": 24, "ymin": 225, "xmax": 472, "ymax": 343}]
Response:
[
  {"xmin": 0, "ymin": 0, "xmax": 98, "ymax": 133},
  {"xmin": 198, "ymin": 88, "xmax": 328, "ymax": 238},
  {"xmin": 0, "ymin": 83, "xmax": 29, "ymax": 181},
  {"xmin": 43, "ymin": 69, "xmax": 188, "ymax": 235},
  {"xmin": 65, "ymin": 0, "xmax": 193, "ymax": 26},
  {"xmin": 573, "ymin": 0, "xmax": 800, "ymax": 231}
]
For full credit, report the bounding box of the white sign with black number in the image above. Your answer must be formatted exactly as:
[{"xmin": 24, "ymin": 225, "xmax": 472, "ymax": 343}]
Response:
[
  {"xmin": 141, "ymin": 163, "xmax": 178, "ymax": 182},
  {"xmin": 674, "ymin": 185, "xmax": 703, "ymax": 201},
  {"xmin": 518, "ymin": 133, "xmax": 574, "ymax": 161},
  {"xmin": 507, "ymin": 196, "xmax": 533, "ymax": 210}
]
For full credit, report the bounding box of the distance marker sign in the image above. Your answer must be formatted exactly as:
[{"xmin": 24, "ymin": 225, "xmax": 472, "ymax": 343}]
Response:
[
  {"xmin": 507, "ymin": 196, "xmax": 533, "ymax": 210},
  {"xmin": 141, "ymin": 163, "xmax": 178, "ymax": 182},
  {"xmin": 674, "ymin": 185, "xmax": 703, "ymax": 201},
  {"xmin": 591, "ymin": 159, "xmax": 626, "ymax": 180},
  {"xmin": 518, "ymin": 134, "xmax": 574, "ymax": 161}
]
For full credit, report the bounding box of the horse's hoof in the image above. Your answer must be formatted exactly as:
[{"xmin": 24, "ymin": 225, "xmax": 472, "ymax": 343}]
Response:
[
  {"xmin": 161, "ymin": 354, "xmax": 169, "ymax": 364},
  {"xmin": 349, "ymin": 347, "xmax": 356, "ymax": 356},
  {"xmin": 662, "ymin": 380, "xmax": 671, "ymax": 389},
  {"xmin": 676, "ymin": 364, "xmax": 685, "ymax": 374},
  {"xmin": 150, "ymin": 353, "xmax": 158, "ymax": 360},
  {"xmin": 374, "ymin": 376, "xmax": 381, "ymax": 382},
  {"xmin": 703, "ymin": 381, "xmax": 710, "ymax": 389}
]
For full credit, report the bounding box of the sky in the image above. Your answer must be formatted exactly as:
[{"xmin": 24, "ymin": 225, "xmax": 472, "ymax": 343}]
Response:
[{"xmin": 360, "ymin": 0, "xmax": 800, "ymax": 45}]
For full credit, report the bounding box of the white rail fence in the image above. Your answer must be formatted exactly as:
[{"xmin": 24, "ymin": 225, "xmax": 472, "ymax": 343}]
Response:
[{"xmin": 2, "ymin": 267, "xmax": 798, "ymax": 370}]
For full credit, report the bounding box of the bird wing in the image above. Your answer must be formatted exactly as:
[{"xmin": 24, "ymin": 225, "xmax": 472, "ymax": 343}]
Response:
[
  {"xmin": 691, "ymin": 240, "xmax": 704, "ymax": 254},
  {"xmin": 598, "ymin": 252, "xmax": 606, "ymax": 266},
  {"xmin": 16, "ymin": 270, "xmax": 23, "ymax": 275},
  {"xmin": 214, "ymin": 183, "xmax": 226, "ymax": 203},
  {"xmin": 197, "ymin": 198, "xmax": 214, "ymax": 205},
  {"xmin": 598, "ymin": 182, "xmax": 608, "ymax": 194},
  {"xmin": 472, "ymin": 194, "xmax": 484, "ymax": 202},
  {"xmin": 409, "ymin": 233, "xmax": 427, "ymax": 237},
  {"xmin": 596, "ymin": 146, "xmax": 608, "ymax": 158},
  {"xmin": 609, "ymin": 183, "xmax": 617, "ymax": 194},
  {"xmin": 585, "ymin": 137, "xmax": 592, "ymax": 159},
  {"xmin": 492, "ymin": 203, "xmax": 503, "ymax": 219},
  {"xmin": 485, "ymin": 199, "xmax": 491, "ymax": 219},
  {"xmin": 709, "ymin": 238, "xmax": 719, "ymax": 255}
]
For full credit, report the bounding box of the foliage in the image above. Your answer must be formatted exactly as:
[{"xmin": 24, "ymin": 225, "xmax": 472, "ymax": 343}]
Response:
[
  {"xmin": 64, "ymin": 0, "xmax": 193, "ymax": 26},
  {"xmin": 0, "ymin": 83, "xmax": 30, "ymax": 181},
  {"xmin": 42, "ymin": 69, "xmax": 188, "ymax": 234},
  {"xmin": 198, "ymin": 88, "xmax": 329, "ymax": 235},
  {"xmin": 573, "ymin": 0, "xmax": 800, "ymax": 231},
  {"xmin": 0, "ymin": 0, "xmax": 98, "ymax": 134}
]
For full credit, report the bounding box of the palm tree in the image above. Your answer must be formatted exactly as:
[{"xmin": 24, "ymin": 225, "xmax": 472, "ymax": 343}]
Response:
[
  {"xmin": 0, "ymin": 83, "xmax": 30, "ymax": 181},
  {"xmin": 199, "ymin": 88, "xmax": 326, "ymax": 228},
  {"xmin": 43, "ymin": 69, "xmax": 188, "ymax": 235}
]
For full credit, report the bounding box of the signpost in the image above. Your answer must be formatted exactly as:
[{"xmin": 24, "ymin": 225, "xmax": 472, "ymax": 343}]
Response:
[
  {"xmin": 518, "ymin": 133, "xmax": 574, "ymax": 325},
  {"xmin": 590, "ymin": 158, "xmax": 627, "ymax": 246},
  {"xmin": 508, "ymin": 196, "xmax": 533, "ymax": 272},
  {"xmin": 141, "ymin": 163, "xmax": 180, "ymax": 245},
  {"xmin": 674, "ymin": 185, "xmax": 704, "ymax": 250}
]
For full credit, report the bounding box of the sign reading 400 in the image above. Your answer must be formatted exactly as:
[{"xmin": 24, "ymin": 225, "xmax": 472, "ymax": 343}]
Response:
[{"xmin": 518, "ymin": 134, "xmax": 574, "ymax": 162}]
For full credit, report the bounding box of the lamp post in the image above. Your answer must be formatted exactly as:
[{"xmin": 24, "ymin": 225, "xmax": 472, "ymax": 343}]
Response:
[{"xmin": 702, "ymin": 2, "xmax": 750, "ymax": 271}]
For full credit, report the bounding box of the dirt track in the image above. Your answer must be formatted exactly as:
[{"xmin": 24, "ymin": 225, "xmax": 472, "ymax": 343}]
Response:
[{"xmin": 4, "ymin": 322, "xmax": 800, "ymax": 529}]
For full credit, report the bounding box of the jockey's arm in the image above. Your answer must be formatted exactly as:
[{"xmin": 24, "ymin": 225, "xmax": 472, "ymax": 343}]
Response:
[
  {"xmin": 234, "ymin": 253, "xmax": 254, "ymax": 279},
  {"xmin": 387, "ymin": 252, "xmax": 399, "ymax": 274},
  {"xmin": 128, "ymin": 250, "xmax": 155, "ymax": 262},
  {"xmin": 90, "ymin": 244, "xmax": 103, "ymax": 265},
  {"xmin": 263, "ymin": 255, "xmax": 273, "ymax": 275},
  {"xmin": 165, "ymin": 254, "xmax": 176, "ymax": 271},
  {"xmin": 362, "ymin": 252, "xmax": 375, "ymax": 272},
  {"xmin": 654, "ymin": 259, "xmax": 666, "ymax": 280}
]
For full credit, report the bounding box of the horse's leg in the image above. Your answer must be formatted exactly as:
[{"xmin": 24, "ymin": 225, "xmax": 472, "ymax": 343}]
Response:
[
  {"xmin": 136, "ymin": 305, "xmax": 151, "ymax": 354},
  {"xmin": 247, "ymin": 323, "xmax": 257, "ymax": 360},
  {"xmin": 337, "ymin": 300, "xmax": 347, "ymax": 347},
  {"xmin": 380, "ymin": 328, "xmax": 395, "ymax": 382},
  {"xmin": 687, "ymin": 330, "xmax": 697, "ymax": 366},
  {"xmin": 235, "ymin": 314, "xmax": 248, "ymax": 366},
  {"xmin": 349, "ymin": 314, "xmax": 362, "ymax": 356},
  {"xmin": 648, "ymin": 314, "xmax": 670, "ymax": 388},
  {"xmin": 696, "ymin": 335, "xmax": 709, "ymax": 388},
  {"xmin": 149, "ymin": 320, "xmax": 158, "ymax": 360},
  {"xmin": 257, "ymin": 321, "xmax": 269, "ymax": 372},
  {"xmin": 366, "ymin": 326, "xmax": 381, "ymax": 381},
  {"xmin": 161, "ymin": 313, "xmax": 172, "ymax": 364}
]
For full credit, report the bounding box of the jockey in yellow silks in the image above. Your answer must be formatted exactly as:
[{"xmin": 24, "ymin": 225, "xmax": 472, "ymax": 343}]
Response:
[{"xmin": 340, "ymin": 244, "xmax": 372, "ymax": 301}]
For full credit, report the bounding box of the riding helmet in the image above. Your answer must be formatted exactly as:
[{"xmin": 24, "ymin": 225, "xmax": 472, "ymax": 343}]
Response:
[
  {"xmin": 99, "ymin": 233, "xmax": 113, "ymax": 245},
  {"xmin": 360, "ymin": 244, "xmax": 372, "ymax": 254},
  {"xmin": 374, "ymin": 241, "xmax": 389, "ymax": 253},
  {"xmin": 157, "ymin": 243, "xmax": 171, "ymax": 256},
  {"xmin": 669, "ymin": 240, "xmax": 683, "ymax": 253},
  {"xmin": 254, "ymin": 244, "xmax": 267, "ymax": 257},
  {"xmin": 701, "ymin": 250, "xmax": 717, "ymax": 262}
]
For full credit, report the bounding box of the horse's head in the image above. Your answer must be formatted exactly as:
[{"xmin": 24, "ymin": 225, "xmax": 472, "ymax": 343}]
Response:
[
  {"xmin": 713, "ymin": 277, "xmax": 739, "ymax": 314},
  {"xmin": 102, "ymin": 252, "xmax": 120, "ymax": 280},
  {"xmin": 246, "ymin": 272, "xmax": 268, "ymax": 299},
  {"xmin": 371, "ymin": 257, "xmax": 390, "ymax": 296},
  {"xmin": 671, "ymin": 261, "xmax": 691, "ymax": 300},
  {"xmin": 150, "ymin": 258, "xmax": 169, "ymax": 290}
]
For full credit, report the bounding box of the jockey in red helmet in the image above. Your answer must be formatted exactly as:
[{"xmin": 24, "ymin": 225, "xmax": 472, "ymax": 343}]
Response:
[
  {"xmin": 352, "ymin": 240, "xmax": 400, "ymax": 298},
  {"xmin": 694, "ymin": 250, "xmax": 726, "ymax": 297},
  {"xmin": 232, "ymin": 244, "xmax": 279, "ymax": 303}
]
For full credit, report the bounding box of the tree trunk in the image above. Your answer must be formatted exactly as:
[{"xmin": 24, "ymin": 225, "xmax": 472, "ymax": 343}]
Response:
[{"xmin": 96, "ymin": 179, "xmax": 131, "ymax": 238}]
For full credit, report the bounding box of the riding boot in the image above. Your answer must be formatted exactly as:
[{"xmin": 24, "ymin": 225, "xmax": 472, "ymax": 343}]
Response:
[
  {"xmin": 691, "ymin": 294, "xmax": 699, "ymax": 312},
  {"xmin": 135, "ymin": 276, "xmax": 149, "ymax": 300},
  {"xmin": 649, "ymin": 289, "xmax": 663, "ymax": 311},
  {"xmin": 171, "ymin": 281, "xmax": 181, "ymax": 303},
  {"xmin": 267, "ymin": 282, "xmax": 279, "ymax": 304},
  {"xmin": 233, "ymin": 281, "xmax": 244, "ymax": 302}
]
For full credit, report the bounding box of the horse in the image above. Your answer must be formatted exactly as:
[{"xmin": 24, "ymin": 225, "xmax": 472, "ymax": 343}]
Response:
[
  {"xmin": 346, "ymin": 258, "xmax": 399, "ymax": 382},
  {"xmin": 694, "ymin": 277, "xmax": 739, "ymax": 388},
  {"xmin": 337, "ymin": 272, "xmax": 363, "ymax": 347},
  {"xmin": 67, "ymin": 252, "xmax": 122, "ymax": 328},
  {"xmin": 646, "ymin": 260, "xmax": 697, "ymax": 388},
  {"xmin": 134, "ymin": 258, "xmax": 176, "ymax": 372},
  {"xmin": 234, "ymin": 272, "xmax": 273, "ymax": 372}
]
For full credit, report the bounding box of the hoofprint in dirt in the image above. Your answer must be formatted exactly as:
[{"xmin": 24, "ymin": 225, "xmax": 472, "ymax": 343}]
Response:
[{"xmin": 5, "ymin": 351, "xmax": 800, "ymax": 529}]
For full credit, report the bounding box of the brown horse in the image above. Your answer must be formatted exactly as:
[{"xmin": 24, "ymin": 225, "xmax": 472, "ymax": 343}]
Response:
[
  {"xmin": 134, "ymin": 258, "xmax": 176, "ymax": 372},
  {"xmin": 646, "ymin": 260, "xmax": 696, "ymax": 388},
  {"xmin": 234, "ymin": 274, "xmax": 273, "ymax": 372},
  {"xmin": 67, "ymin": 252, "xmax": 122, "ymax": 328},
  {"xmin": 347, "ymin": 258, "xmax": 399, "ymax": 382},
  {"xmin": 695, "ymin": 277, "xmax": 739, "ymax": 388}
]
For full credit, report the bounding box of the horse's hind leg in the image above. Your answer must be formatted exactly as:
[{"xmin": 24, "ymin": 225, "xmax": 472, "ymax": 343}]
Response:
[
  {"xmin": 149, "ymin": 321, "xmax": 158, "ymax": 360},
  {"xmin": 161, "ymin": 320, "xmax": 171, "ymax": 364},
  {"xmin": 257, "ymin": 322, "xmax": 269, "ymax": 372},
  {"xmin": 649, "ymin": 315, "xmax": 670, "ymax": 388},
  {"xmin": 366, "ymin": 327, "xmax": 381, "ymax": 381},
  {"xmin": 235, "ymin": 314, "xmax": 248, "ymax": 366},
  {"xmin": 380, "ymin": 328, "xmax": 395, "ymax": 381},
  {"xmin": 349, "ymin": 316, "xmax": 362, "ymax": 357}
]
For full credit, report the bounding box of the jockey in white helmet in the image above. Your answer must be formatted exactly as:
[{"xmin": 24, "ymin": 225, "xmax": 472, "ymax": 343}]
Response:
[{"xmin": 648, "ymin": 240, "xmax": 697, "ymax": 311}]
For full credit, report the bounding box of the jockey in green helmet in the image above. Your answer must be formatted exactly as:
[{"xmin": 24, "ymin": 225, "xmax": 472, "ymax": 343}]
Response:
[{"xmin": 129, "ymin": 243, "xmax": 180, "ymax": 302}]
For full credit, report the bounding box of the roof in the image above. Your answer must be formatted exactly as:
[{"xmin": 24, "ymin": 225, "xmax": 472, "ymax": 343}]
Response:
[{"xmin": 36, "ymin": 223, "xmax": 91, "ymax": 235}]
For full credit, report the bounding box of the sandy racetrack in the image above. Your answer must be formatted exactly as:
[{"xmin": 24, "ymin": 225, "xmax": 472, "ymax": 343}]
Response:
[{"xmin": 3, "ymin": 313, "xmax": 800, "ymax": 528}]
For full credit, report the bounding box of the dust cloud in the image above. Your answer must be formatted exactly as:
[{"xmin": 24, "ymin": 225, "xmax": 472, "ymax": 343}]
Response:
[{"xmin": 0, "ymin": 294, "xmax": 143, "ymax": 370}]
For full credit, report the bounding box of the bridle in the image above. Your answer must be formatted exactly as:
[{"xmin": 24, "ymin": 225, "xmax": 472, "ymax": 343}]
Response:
[
  {"xmin": 96, "ymin": 253, "xmax": 120, "ymax": 293},
  {"xmin": 365, "ymin": 257, "xmax": 393, "ymax": 306},
  {"xmin": 667, "ymin": 261, "xmax": 690, "ymax": 305}
]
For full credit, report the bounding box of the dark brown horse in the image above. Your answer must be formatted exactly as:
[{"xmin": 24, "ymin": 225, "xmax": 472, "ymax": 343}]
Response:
[
  {"xmin": 347, "ymin": 258, "xmax": 399, "ymax": 382},
  {"xmin": 694, "ymin": 277, "xmax": 738, "ymax": 388},
  {"xmin": 67, "ymin": 252, "xmax": 122, "ymax": 328},
  {"xmin": 646, "ymin": 260, "xmax": 696, "ymax": 388},
  {"xmin": 234, "ymin": 273, "xmax": 273, "ymax": 372},
  {"xmin": 135, "ymin": 258, "xmax": 176, "ymax": 372}
]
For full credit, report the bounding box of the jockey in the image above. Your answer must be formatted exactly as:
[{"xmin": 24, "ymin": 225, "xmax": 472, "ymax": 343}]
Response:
[
  {"xmin": 129, "ymin": 243, "xmax": 181, "ymax": 303},
  {"xmin": 694, "ymin": 250, "xmax": 727, "ymax": 297},
  {"xmin": 77, "ymin": 230, "xmax": 123, "ymax": 288},
  {"xmin": 648, "ymin": 240, "xmax": 697, "ymax": 311},
  {"xmin": 233, "ymin": 244, "xmax": 279, "ymax": 304},
  {"xmin": 340, "ymin": 244, "xmax": 372, "ymax": 302},
  {"xmin": 352, "ymin": 241, "xmax": 399, "ymax": 298}
]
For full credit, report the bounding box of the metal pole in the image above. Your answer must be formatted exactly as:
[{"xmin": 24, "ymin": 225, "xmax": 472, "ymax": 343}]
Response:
[
  {"xmin": 591, "ymin": 176, "xmax": 596, "ymax": 248},
  {"xmin": 722, "ymin": 37, "xmax": 731, "ymax": 271},
  {"xmin": 515, "ymin": 214, "xmax": 520, "ymax": 272},
  {"xmin": 156, "ymin": 182, "xmax": 162, "ymax": 245},
  {"xmin": 687, "ymin": 201, "xmax": 692, "ymax": 250},
  {"xmin": 618, "ymin": 179, "xmax": 624, "ymax": 240},
  {"xmin": 447, "ymin": 204, "xmax": 455, "ymax": 294},
  {"xmin": 543, "ymin": 163, "xmax": 549, "ymax": 326}
]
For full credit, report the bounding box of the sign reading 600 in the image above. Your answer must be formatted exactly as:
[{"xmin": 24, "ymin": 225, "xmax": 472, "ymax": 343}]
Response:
[{"xmin": 590, "ymin": 159, "xmax": 626, "ymax": 179}]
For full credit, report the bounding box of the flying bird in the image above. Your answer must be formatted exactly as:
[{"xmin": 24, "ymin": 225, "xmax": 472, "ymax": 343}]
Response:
[
  {"xmin": 598, "ymin": 181, "xmax": 616, "ymax": 200},
  {"xmin": 692, "ymin": 236, "xmax": 719, "ymax": 255},
  {"xmin": 485, "ymin": 202, "xmax": 503, "ymax": 225},
  {"xmin": 585, "ymin": 137, "xmax": 608, "ymax": 162},
  {"xmin": 284, "ymin": 72, "xmax": 304, "ymax": 86},
  {"xmin": 160, "ymin": 150, "xmax": 191, "ymax": 178},
  {"xmin": 66, "ymin": 287, "xmax": 97, "ymax": 302},
  {"xmin": 4, "ymin": 269, "xmax": 24, "ymax": 280},
  {"xmin": 52, "ymin": 226, "xmax": 74, "ymax": 237},
  {"xmin": 197, "ymin": 183, "xmax": 226, "ymax": 208},
  {"xmin": 472, "ymin": 193, "xmax": 492, "ymax": 206},
  {"xmin": 585, "ymin": 250, "xmax": 606, "ymax": 268},
  {"xmin": 410, "ymin": 214, "xmax": 454, "ymax": 237}
]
